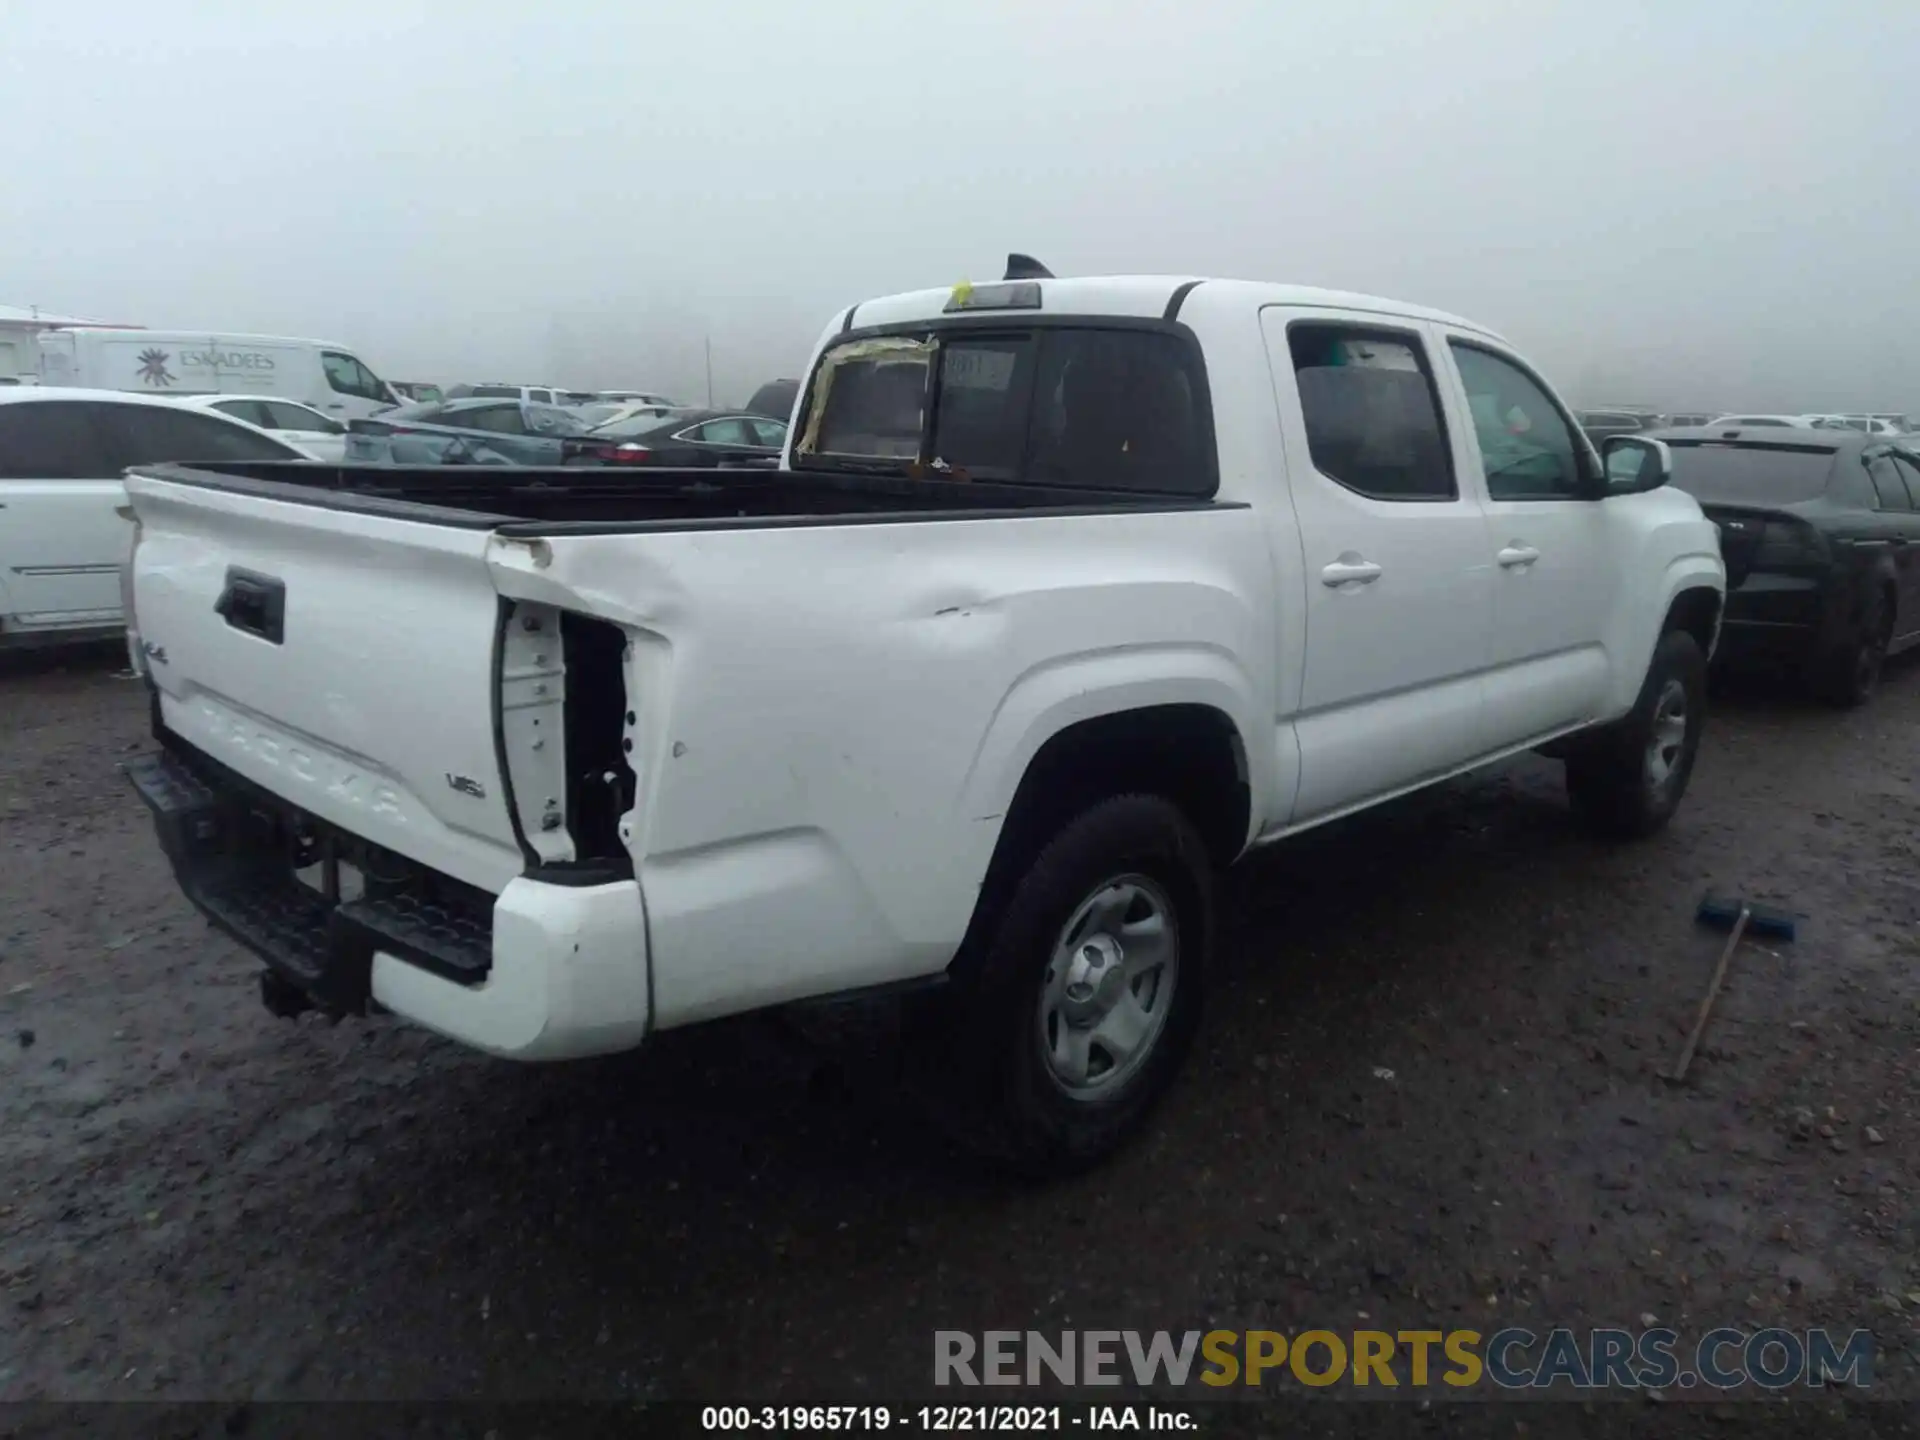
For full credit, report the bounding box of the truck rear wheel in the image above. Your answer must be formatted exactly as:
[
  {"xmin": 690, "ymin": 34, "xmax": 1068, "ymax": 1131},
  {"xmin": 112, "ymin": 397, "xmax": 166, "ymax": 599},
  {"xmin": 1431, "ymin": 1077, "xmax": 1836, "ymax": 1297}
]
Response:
[
  {"xmin": 934, "ymin": 794, "xmax": 1211, "ymax": 1177},
  {"xmin": 1564, "ymin": 629, "xmax": 1706, "ymax": 840}
]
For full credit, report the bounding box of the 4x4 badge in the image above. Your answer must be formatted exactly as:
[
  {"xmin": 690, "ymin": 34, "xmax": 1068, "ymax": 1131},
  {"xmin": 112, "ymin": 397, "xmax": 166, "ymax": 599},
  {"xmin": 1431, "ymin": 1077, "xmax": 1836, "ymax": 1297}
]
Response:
[{"xmin": 444, "ymin": 773, "xmax": 486, "ymax": 799}]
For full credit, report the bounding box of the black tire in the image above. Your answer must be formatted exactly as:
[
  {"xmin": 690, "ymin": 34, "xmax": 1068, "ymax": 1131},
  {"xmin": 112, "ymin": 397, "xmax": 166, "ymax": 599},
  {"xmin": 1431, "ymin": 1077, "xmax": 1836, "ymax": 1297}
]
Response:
[
  {"xmin": 1565, "ymin": 629, "xmax": 1707, "ymax": 841},
  {"xmin": 1810, "ymin": 588, "xmax": 1892, "ymax": 709},
  {"xmin": 929, "ymin": 794, "xmax": 1212, "ymax": 1178}
]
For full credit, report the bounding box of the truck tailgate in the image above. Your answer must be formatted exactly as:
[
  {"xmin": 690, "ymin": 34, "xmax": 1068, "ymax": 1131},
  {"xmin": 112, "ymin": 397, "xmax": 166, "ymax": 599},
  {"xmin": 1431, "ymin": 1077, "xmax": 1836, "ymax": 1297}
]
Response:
[{"xmin": 127, "ymin": 470, "xmax": 526, "ymax": 893}]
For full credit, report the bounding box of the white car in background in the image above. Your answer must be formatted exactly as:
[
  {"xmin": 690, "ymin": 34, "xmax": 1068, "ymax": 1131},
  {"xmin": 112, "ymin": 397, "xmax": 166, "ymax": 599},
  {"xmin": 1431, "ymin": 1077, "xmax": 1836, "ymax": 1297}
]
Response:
[
  {"xmin": 595, "ymin": 389, "xmax": 682, "ymax": 406},
  {"xmin": 171, "ymin": 394, "xmax": 350, "ymax": 461},
  {"xmin": 1705, "ymin": 414, "xmax": 1813, "ymax": 430},
  {"xmin": 0, "ymin": 388, "xmax": 302, "ymax": 646},
  {"xmin": 571, "ymin": 399, "xmax": 689, "ymax": 432},
  {"xmin": 1804, "ymin": 414, "xmax": 1905, "ymax": 436}
]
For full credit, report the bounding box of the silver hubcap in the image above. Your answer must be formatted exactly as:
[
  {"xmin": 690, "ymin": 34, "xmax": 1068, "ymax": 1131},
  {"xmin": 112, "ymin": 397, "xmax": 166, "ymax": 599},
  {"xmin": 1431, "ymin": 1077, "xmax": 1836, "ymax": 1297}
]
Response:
[
  {"xmin": 1645, "ymin": 678, "xmax": 1688, "ymax": 790},
  {"xmin": 1037, "ymin": 875, "xmax": 1179, "ymax": 1101}
]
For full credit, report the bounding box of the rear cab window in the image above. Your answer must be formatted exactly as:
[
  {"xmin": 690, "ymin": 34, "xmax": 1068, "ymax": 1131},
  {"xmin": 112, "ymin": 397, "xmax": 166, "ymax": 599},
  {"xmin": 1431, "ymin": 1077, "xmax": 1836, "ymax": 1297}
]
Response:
[{"xmin": 792, "ymin": 323, "xmax": 1215, "ymax": 495}]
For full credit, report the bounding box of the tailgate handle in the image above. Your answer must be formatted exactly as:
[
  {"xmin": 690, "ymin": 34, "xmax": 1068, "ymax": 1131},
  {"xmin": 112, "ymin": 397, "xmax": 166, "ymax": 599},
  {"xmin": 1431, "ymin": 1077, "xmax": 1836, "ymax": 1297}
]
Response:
[{"xmin": 214, "ymin": 568, "xmax": 286, "ymax": 645}]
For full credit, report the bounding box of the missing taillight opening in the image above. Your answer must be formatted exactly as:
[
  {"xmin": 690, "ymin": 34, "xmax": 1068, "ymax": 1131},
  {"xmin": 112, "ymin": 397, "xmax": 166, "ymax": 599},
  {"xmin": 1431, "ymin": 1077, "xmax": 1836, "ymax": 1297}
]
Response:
[{"xmin": 561, "ymin": 612, "xmax": 635, "ymax": 864}]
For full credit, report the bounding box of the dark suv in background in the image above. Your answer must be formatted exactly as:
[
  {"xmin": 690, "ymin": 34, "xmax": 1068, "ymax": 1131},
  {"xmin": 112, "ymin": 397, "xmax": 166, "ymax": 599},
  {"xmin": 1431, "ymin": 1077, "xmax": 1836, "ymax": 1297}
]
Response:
[{"xmin": 1656, "ymin": 424, "xmax": 1920, "ymax": 706}]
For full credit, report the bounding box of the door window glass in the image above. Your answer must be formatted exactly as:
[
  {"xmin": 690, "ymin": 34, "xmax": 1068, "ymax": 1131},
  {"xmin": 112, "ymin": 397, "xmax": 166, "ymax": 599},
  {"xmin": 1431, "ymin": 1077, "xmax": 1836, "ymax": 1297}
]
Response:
[
  {"xmin": 322, "ymin": 351, "xmax": 386, "ymax": 401},
  {"xmin": 1450, "ymin": 342, "xmax": 1588, "ymax": 500},
  {"xmin": 1288, "ymin": 325, "xmax": 1455, "ymax": 501},
  {"xmin": 0, "ymin": 402, "xmax": 117, "ymax": 479},
  {"xmin": 1867, "ymin": 455, "xmax": 1912, "ymax": 511},
  {"xmin": 211, "ymin": 399, "xmax": 277, "ymax": 429},
  {"xmin": 97, "ymin": 404, "xmax": 302, "ymax": 464},
  {"xmin": 693, "ymin": 418, "xmax": 753, "ymax": 445},
  {"xmin": 456, "ymin": 405, "xmax": 528, "ymax": 435},
  {"xmin": 1889, "ymin": 453, "xmax": 1920, "ymax": 509},
  {"xmin": 264, "ymin": 400, "xmax": 330, "ymax": 431}
]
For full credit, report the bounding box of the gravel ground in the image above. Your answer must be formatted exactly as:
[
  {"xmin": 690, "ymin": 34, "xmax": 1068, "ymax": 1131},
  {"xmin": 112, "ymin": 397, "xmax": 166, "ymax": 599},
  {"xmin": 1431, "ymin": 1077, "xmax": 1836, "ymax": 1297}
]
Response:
[{"xmin": 1, "ymin": 645, "xmax": 1918, "ymax": 1422}]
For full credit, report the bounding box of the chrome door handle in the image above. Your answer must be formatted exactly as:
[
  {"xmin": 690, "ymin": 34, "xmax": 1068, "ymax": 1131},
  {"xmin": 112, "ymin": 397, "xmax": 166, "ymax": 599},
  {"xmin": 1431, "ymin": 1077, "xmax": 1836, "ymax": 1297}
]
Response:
[
  {"xmin": 1497, "ymin": 544, "xmax": 1541, "ymax": 569},
  {"xmin": 1320, "ymin": 558, "xmax": 1383, "ymax": 587}
]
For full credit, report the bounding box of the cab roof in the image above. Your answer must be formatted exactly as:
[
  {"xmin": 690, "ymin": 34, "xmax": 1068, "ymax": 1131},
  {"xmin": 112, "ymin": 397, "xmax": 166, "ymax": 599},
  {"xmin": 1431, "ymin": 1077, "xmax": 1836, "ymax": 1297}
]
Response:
[{"xmin": 843, "ymin": 275, "xmax": 1506, "ymax": 342}]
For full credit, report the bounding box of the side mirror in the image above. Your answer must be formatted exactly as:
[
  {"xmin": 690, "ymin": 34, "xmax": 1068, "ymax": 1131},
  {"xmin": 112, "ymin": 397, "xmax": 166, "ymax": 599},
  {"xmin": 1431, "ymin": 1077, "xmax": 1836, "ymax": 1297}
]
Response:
[{"xmin": 1600, "ymin": 434, "xmax": 1672, "ymax": 495}]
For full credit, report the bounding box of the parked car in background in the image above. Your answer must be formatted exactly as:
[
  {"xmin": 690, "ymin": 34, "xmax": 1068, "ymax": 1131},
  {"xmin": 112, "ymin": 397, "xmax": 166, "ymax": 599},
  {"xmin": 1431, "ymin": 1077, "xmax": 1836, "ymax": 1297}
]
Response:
[
  {"xmin": 1667, "ymin": 412, "xmax": 1714, "ymax": 428},
  {"xmin": 746, "ymin": 378, "xmax": 800, "ymax": 420},
  {"xmin": 1578, "ymin": 409, "xmax": 1659, "ymax": 444},
  {"xmin": 1871, "ymin": 413, "xmax": 1913, "ymax": 432},
  {"xmin": 344, "ymin": 397, "xmax": 595, "ymax": 465},
  {"xmin": 36, "ymin": 328, "xmax": 401, "ymax": 418},
  {"xmin": 1811, "ymin": 415, "xmax": 1905, "ymax": 436},
  {"xmin": 596, "ymin": 389, "xmax": 682, "ymax": 407},
  {"xmin": 571, "ymin": 400, "xmax": 686, "ymax": 431},
  {"xmin": 563, "ymin": 408, "xmax": 787, "ymax": 467},
  {"xmin": 172, "ymin": 394, "xmax": 349, "ymax": 462},
  {"xmin": 444, "ymin": 382, "xmax": 571, "ymax": 406},
  {"xmin": 389, "ymin": 382, "xmax": 445, "ymax": 405},
  {"xmin": 1706, "ymin": 414, "xmax": 1811, "ymax": 430},
  {"xmin": 0, "ymin": 388, "xmax": 301, "ymax": 645},
  {"xmin": 1657, "ymin": 425, "xmax": 1920, "ymax": 706}
]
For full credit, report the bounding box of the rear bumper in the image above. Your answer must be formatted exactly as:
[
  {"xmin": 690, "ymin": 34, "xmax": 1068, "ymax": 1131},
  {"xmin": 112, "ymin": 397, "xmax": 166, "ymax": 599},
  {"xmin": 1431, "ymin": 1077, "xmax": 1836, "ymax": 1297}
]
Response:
[
  {"xmin": 1712, "ymin": 616, "xmax": 1821, "ymax": 669},
  {"xmin": 126, "ymin": 743, "xmax": 650, "ymax": 1060},
  {"xmin": 1713, "ymin": 574, "xmax": 1838, "ymax": 670}
]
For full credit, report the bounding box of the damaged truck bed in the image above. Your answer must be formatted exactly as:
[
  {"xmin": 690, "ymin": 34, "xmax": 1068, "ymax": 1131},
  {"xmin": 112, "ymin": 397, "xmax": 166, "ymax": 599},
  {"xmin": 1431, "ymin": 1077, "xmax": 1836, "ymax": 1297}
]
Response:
[{"xmin": 135, "ymin": 459, "xmax": 1229, "ymax": 529}]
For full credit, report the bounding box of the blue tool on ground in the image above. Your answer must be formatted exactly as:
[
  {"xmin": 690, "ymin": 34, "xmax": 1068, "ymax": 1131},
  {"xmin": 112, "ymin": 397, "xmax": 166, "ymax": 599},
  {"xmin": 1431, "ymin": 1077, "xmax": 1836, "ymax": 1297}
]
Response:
[
  {"xmin": 1667, "ymin": 893, "xmax": 1799, "ymax": 1083},
  {"xmin": 1696, "ymin": 893, "xmax": 1799, "ymax": 941}
]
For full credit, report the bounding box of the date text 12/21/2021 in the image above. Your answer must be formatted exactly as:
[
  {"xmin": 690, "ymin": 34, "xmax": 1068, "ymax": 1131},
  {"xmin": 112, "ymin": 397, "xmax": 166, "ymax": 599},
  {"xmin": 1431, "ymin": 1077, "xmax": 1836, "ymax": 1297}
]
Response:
[{"xmin": 701, "ymin": 1406, "xmax": 1198, "ymax": 1431}]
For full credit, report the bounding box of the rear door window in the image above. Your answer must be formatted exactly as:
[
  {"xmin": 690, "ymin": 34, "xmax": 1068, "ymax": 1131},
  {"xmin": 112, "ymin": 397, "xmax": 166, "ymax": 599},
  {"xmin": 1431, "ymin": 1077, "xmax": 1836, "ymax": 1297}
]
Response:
[
  {"xmin": 1867, "ymin": 455, "xmax": 1912, "ymax": 511},
  {"xmin": 0, "ymin": 402, "xmax": 117, "ymax": 479},
  {"xmin": 747, "ymin": 418, "xmax": 788, "ymax": 448},
  {"xmin": 1890, "ymin": 453, "xmax": 1920, "ymax": 509},
  {"xmin": 212, "ymin": 399, "xmax": 276, "ymax": 429},
  {"xmin": 458, "ymin": 405, "xmax": 528, "ymax": 435},
  {"xmin": 264, "ymin": 400, "xmax": 338, "ymax": 432},
  {"xmin": 691, "ymin": 418, "xmax": 753, "ymax": 445},
  {"xmin": 1290, "ymin": 326, "xmax": 1455, "ymax": 501}
]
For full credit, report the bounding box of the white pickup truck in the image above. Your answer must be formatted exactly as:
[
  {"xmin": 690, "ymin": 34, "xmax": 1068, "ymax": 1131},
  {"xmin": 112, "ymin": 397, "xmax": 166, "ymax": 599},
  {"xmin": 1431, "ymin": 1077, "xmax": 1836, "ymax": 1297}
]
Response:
[{"xmin": 121, "ymin": 266, "xmax": 1725, "ymax": 1173}]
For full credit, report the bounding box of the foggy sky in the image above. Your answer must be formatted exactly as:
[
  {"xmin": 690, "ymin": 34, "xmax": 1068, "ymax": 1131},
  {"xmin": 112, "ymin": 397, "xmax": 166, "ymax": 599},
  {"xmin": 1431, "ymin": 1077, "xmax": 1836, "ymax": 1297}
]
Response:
[{"xmin": 5, "ymin": 1, "xmax": 1915, "ymax": 410}]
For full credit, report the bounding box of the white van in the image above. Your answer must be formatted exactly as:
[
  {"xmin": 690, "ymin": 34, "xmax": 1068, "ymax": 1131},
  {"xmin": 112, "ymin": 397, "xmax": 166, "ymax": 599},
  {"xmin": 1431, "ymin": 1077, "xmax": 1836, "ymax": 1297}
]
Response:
[{"xmin": 36, "ymin": 329, "xmax": 401, "ymax": 419}]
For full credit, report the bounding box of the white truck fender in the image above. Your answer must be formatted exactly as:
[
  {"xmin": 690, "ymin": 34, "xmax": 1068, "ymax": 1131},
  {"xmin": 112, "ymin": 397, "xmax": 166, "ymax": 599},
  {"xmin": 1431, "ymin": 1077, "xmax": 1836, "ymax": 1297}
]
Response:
[
  {"xmin": 1600, "ymin": 547, "xmax": 1726, "ymax": 717},
  {"xmin": 953, "ymin": 645, "xmax": 1267, "ymax": 879}
]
